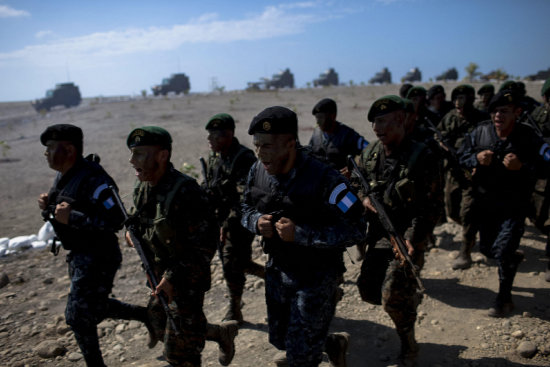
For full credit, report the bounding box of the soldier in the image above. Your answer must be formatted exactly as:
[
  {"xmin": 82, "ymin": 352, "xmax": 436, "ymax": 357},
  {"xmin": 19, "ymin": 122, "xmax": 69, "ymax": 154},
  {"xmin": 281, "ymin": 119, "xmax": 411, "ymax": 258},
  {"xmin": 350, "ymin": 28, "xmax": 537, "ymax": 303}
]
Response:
[
  {"xmin": 202, "ymin": 113, "xmax": 265, "ymax": 324},
  {"xmin": 241, "ymin": 106, "xmax": 366, "ymax": 367},
  {"xmin": 38, "ymin": 124, "xmax": 154, "ymax": 367},
  {"xmin": 474, "ymin": 83, "xmax": 495, "ymax": 113},
  {"xmin": 426, "ymin": 84, "xmax": 453, "ymax": 123},
  {"xmin": 406, "ymin": 86, "xmax": 440, "ymax": 133},
  {"xmin": 458, "ymin": 89, "xmax": 550, "ymax": 317},
  {"xmin": 437, "ymin": 85, "xmax": 490, "ymax": 270},
  {"xmin": 354, "ymin": 96, "xmax": 441, "ymax": 365},
  {"xmin": 528, "ymin": 78, "xmax": 550, "ymax": 281},
  {"xmin": 308, "ymin": 98, "xmax": 369, "ymax": 175},
  {"xmin": 399, "ymin": 83, "xmax": 413, "ymax": 99},
  {"xmin": 125, "ymin": 126, "xmax": 238, "ymax": 367}
]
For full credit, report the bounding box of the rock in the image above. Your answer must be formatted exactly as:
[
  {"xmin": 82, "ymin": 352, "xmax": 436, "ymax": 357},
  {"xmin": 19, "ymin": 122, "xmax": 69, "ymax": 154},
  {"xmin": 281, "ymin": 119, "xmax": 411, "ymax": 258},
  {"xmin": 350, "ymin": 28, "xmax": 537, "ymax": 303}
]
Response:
[
  {"xmin": 511, "ymin": 330, "xmax": 525, "ymax": 339},
  {"xmin": 0, "ymin": 273, "xmax": 9, "ymax": 288},
  {"xmin": 34, "ymin": 340, "xmax": 67, "ymax": 359},
  {"xmin": 517, "ymin": 341, "xmax": 537, "ymax": 358},
  {"xmin": 128, "ymin": 320, "xmax": 141, "ymax": 329},
  {"xmin": 115, "ymin": 323, "xmax": 126, "ymax": 333},
  {"xmin": 56, "ymin": 324, "xmax": 71, "ymax": 335},
  {"xmin": 67, "ymin": 352, "xmax": 82, "ymax": 361}
]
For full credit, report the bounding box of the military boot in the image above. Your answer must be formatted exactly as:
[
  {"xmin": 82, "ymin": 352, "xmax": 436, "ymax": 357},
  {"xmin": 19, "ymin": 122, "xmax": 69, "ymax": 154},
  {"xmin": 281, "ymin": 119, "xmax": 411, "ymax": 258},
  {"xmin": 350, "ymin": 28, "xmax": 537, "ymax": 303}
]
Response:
[
  {"xmin": 106, "ymin": 300, "xmax": 158, "ymax": 349},
  {"xmin": 273, "ymin": 353, "xmax": 289, "ymax": 367},
  {"xmin": 398, "ymin": 330, "xmax": 419, "ymax": 366},
  {"xmin": 207, "ymin": 321, "xmax": 239, "ymax": 366},
  {"xmin": 325, "ymin": 332, "xmax": 350, "ymax": 367},
  {"xmin": 222, "ymin": 294, "xmax": 244, "ymax": 325},
  {"xmin": 451, "ymin": 240, "xmax": 474, "ymax": 270},
  {"xmin": 245, "ymin": 261, "xmax": 266, "ymax": 279}
]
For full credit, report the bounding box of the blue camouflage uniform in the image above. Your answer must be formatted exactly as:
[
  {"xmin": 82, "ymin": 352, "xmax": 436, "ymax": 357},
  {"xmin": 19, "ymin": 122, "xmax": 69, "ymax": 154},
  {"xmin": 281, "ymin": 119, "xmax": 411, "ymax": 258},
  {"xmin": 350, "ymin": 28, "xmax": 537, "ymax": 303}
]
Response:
[{"xmin": 241, "ymin": 148, "xmax": 366, "ymax": 367}]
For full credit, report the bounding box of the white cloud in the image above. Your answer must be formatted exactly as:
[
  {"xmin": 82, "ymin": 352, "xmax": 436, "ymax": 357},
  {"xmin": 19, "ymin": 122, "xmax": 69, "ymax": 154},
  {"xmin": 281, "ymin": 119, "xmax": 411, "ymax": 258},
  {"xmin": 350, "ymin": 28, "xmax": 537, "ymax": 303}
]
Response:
[
  {"xmin": 0, "ymin": 5, "xmax": 30, "ymax": 18},
  {"xmin": 0, "ymin": 4, "xmax": 319, "ymax": 67},
  {"xmin": 35, "ymin": 30, "xmax": 55, "ymax": 39}
]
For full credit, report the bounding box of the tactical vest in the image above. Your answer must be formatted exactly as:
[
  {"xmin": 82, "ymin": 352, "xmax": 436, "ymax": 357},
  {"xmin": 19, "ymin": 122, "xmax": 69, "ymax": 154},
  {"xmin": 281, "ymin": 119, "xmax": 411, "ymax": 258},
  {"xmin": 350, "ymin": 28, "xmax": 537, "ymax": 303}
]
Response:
[
  {"xmin": 249, "ymin": 153, "xmax": 346, "ymax": 275},
  {"xmin": 45, "ymin": 157, "xmax": 118, "ymax": 252},
  {"xmin": 309, "ymin": 123, "xmax": 365, "ymax": 169}
]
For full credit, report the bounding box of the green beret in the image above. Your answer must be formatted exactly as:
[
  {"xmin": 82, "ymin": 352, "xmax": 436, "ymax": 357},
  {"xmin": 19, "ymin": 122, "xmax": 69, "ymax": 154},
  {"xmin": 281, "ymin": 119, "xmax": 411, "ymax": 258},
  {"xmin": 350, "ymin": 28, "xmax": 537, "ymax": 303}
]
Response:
[
  {"xmin": 248, "ymin": 106, "xmax": 298, "ymax": 136},
  {"xmin": 427, "ymin": 85, "xmax": 445, "ymax": 100},
  {"xmin": 488, "ymin": 89, "xmax": 520, "ymax": 113},
  {"xmin": 477, "ymin": 83, "xmax": 494, "ymax": 95},
  {"xmin": 498, "ymin": 80, "xmax": 516, "ymax": 93},
  {"xmin": 127, "ymin": 126, "xmax": 172, "ymax": 151},
  {"xmin": 205, "ymin": 113, "xmax": 235, "ymax": 131},
  {"xmin": 451, "ymin": 84, "xmax": 475, "ymax": 100},
  {"xmin": 406, "ymin": 86, "xmax": 427, "ymax": 99},
  {"xmin": 541, "ymin": 78, "xmax": 550, "ymax": 97},
  {"xmin": 312, "ymin": 98, "xmax": 337, "ymax": 115},
  {"xmin": 368, "ymin": 95, "xmax": 405, "ymax": 122},
  {"xmin": 403, "ymin": 98, "xmax": 414, "ymax": 113}
]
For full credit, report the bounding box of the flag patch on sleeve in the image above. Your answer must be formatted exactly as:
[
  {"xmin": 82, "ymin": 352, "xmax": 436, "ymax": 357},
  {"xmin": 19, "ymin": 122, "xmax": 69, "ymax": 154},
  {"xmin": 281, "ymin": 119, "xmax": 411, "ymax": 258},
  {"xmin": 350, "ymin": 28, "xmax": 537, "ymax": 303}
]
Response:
[
  {"xmin": 329, "ymin": 183, "xmax": 358, "ymax": 213},
  {"xmin": 103, "ymin": 197, "xmax": 115, "ymax": 209}
]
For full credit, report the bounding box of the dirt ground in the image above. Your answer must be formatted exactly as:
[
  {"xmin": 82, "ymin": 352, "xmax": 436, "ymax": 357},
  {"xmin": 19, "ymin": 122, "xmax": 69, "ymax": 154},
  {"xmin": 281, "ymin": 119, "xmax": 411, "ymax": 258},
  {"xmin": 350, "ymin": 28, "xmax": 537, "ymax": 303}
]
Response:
[{"xmin": 1, "ymin": 83, "xmax": 549, "ymax": 367}]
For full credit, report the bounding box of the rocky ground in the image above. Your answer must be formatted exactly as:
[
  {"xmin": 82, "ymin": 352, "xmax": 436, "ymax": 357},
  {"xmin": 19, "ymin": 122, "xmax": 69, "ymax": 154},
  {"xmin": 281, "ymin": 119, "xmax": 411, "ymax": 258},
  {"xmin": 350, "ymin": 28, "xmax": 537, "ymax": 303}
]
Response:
[{"xmin": 1, "ymin": 83, "xmax": 549, "ymax": 366}]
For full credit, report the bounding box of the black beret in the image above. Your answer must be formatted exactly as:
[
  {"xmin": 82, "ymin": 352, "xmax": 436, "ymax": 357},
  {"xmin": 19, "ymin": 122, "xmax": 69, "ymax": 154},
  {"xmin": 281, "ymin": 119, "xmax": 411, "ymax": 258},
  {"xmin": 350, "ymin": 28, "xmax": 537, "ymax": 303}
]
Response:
[
  {"xmin": 205, "ymin": 113, "xmax": 235, "ymax": 131},
  {"xmin": 498, "ymin": 80, "xmax": 517, "ymax": 93},
  {"xmin": 406, "ymin": 86, "xmax": 427, "ymax": 99},
  {"xmin": 542, "ymin": 78, "xmax": 550, "ymax": 97},
  {"xmin": 488, "ymin": 89, "xmax": 520, "ymax": 113},
  {"xmin": 451, "ymin": 84, "xmax": 475, "ymax": 100},
  {"xmin": 312, "ymin": 98, "xmax": 337, "ymax": 115},
  {"xmin": 477, "ymin": 83, "xmax": 494, "ymax": 95},
  {"xmin": 40, "ymin": 124, "xmax": 83, "ymax": 150},
  {"xmin": 368, "ymin": 95, "xmax": 405, "ymax": 122},
  {"xmin": 127, "ymin": 126, "xmax": 172, "ymax": 151},
  {"xmin": 427, "ymin": 85, "xmax": 445, "ymax": 100},
  {"xmin": 248, "ymin": 106, "xmax": 297, "ymax": 136}
]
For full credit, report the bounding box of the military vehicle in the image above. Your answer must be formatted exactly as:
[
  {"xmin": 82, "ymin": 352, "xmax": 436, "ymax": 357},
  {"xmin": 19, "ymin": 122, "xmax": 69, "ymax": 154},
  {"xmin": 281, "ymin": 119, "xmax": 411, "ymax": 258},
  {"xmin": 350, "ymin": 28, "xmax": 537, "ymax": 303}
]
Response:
[
  {"xmin": 436, "ymin": 67, "xmax": 458, "ymax": 81},
  {"xmin": 32, "ymin": 82, "xmax": 82, "ymax": 112},
  {"xmin": 247, "ymin": 68, "xmax": 295, "ymax": 90},
  {"xmin": 369, "ymin": 68, "xmax": 392, "ymax": 84},
  {"xmin": 313, "ymin": 68, "xmax": 339, "ymax": 87},
  {"xmin": 401, "ymin": 67, "xmax": 422, "ymax": 83},
  {"xmin": 525, "ymin": 67, "xmax": 550, "ymax": 81},
  {"xmin": 480, "ymin": 70, "xmax": 509, "ymax": 82},
  {"xmin": 151, "ymin": 73, "xmax": 190, "ymax": 96}
]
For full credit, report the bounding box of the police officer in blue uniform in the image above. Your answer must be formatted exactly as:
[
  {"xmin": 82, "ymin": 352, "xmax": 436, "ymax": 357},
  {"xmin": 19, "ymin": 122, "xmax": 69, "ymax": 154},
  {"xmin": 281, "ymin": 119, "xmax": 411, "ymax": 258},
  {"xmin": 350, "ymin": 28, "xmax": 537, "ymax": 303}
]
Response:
[
  {"xmin": 241, "ymin": 106, "xmax": 366, "ymax": 367},
  {"xmin": 38, "ymin": 124, "xmax": 153, "ymax": 367}
]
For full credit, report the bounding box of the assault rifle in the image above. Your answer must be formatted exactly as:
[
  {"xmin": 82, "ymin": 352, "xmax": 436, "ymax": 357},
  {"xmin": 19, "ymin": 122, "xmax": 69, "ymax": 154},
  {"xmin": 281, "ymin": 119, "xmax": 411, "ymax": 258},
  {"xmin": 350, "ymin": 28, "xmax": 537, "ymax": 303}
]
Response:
[
  {"xmin": 347, "ymin": 156, "xmax": 425, "ymax": 292},
  {"xmin": 520, "ymin": 111, "xmax": 544, "ymax": 138},
  {"xmin": 199, "ymin": 156, "xmax": 208, "ymax": 186},
  {"xmin": 109, "ymin": 186, "xmax": 180, "ymax": 335}
]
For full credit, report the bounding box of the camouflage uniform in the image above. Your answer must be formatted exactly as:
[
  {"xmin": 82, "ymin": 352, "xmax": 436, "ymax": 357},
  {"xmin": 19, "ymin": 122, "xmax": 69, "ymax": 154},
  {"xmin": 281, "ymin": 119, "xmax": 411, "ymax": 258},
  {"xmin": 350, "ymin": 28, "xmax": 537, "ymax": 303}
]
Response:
[
  {"xmin": 203, "ymin": 136, "xmax": 261, "ymax": 322},
  {"xmin": 459, "ymin": 117, "xmax": 550, "ymax": 312},
  {"xmin": 308, "ymin": 121, "xmax": 369, "ymax": 170},
  {"xmin": 43, "ymin": 153, "xmax": 148, "ymax": 367},
  {"xmin": 132, "ymin": 163, "xmax": 218, "ymax": 366},
  {"xmin": 353, "ymin": 138, "xmax": 440, "ymax": 359},
  {"xmin": 241, "ymin": 148, "xmax": 366, "ymax": 367}
]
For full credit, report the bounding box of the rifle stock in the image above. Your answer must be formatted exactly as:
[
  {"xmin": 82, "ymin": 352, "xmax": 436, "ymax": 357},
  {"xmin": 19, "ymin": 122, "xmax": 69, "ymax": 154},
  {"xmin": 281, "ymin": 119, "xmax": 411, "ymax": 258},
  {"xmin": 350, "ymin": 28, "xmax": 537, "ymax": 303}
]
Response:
[
  {"xmin": 109, "ymin": 186, "xmax": 181, "ymax": 335},
  {"xmin": 347, "ymin": 156, "xmax": 425, "ymax": 292}
]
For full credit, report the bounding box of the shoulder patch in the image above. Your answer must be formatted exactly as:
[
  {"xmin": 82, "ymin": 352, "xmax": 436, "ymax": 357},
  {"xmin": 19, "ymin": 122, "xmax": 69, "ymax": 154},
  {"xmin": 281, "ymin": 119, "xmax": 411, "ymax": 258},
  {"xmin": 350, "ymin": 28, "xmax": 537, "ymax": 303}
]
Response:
[
  {"xmin": 329, "ymin": 182, "xmax": 358, "ymax": 213},
  {"xmin": 93, "ymin": 183, "xmax": 109, "ymax": 200}
]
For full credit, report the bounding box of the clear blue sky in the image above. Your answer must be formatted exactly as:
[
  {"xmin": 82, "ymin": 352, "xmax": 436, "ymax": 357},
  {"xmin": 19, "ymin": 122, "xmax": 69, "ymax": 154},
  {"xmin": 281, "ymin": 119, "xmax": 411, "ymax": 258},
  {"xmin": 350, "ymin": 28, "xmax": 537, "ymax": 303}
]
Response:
[{"xmin": 0, "ymin": 0, "xmax": 549, "ymax": 102}]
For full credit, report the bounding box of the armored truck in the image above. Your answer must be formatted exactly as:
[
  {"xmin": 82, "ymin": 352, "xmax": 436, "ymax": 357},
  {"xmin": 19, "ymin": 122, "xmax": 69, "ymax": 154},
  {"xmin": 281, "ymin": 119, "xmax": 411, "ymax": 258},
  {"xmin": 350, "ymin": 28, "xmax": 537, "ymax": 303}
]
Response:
[
  {"xmin": 32, "ymin": 83, "xmax": 82, "ymax": 112},
  {"xmin": 266, "ymin": 68, "xmax": 294, "ymax": 89},
  {"xmin": 313, "ymin": 68, "xmax": 339, "ymax": 87},
  {"xmin": 152, "ymin": 73, "xmax": 190, "ymax": 96},
  {"xmin": 436, "ymin": 67, "xmax": 458, "ymax": 81},
  {"xmin": 401, "ymin": 67, "xmax": 422, "ymax": 83},
  {"xmin": 369, "ymin": 68, "xmax": 392, "ymax": 84}
]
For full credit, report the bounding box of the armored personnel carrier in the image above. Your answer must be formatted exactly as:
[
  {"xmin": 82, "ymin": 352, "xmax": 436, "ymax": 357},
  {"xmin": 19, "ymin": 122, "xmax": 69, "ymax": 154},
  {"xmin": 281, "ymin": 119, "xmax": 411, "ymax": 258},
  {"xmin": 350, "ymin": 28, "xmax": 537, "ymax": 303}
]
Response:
[
  {"xmin": 313, "ymin": 68, "xmax": 339, "ymax": 87},
  {"xmin": 32, "ymin": 83, "xmax": 82, "ymax": 112},
  {"xmin": 436, "ymin": 67, "xmax": 458, "ymax": 81},
  {"xmin": 401, "ymin": 67, "xmax": 422, "ymax": 83},
  {"xmin": 152, "ymin": 73, "xmax": 190, "ymax": 96},
  {"xmin": 369, "ymin": 68, "xmax": 392, "ymax": 84},
  {"xmin": 247, "ymin": 68, "xmax": 295, "ymax": 90}
]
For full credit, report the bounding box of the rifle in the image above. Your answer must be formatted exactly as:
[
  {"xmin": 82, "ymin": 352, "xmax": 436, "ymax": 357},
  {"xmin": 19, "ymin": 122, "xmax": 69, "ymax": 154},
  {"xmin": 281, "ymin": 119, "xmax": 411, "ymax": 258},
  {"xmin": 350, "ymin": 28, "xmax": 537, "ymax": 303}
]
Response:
[
  {"xmin": 109, "ymin": 186, "xmax": 181, "ymax": 335},
  {"xmin": 347, "ymin": 155, "xmax": 425, "ymax": 292},
  {"xmin": 199, "ymin": 156, "xmax": 208, "ymax": 186},
  {"xmin": 424, "ymin": 118, "xmax": 472, "ymax": 187},
  {"xmin": 520, "ymin": 111, "xmax": 544, "ymax": 138}
]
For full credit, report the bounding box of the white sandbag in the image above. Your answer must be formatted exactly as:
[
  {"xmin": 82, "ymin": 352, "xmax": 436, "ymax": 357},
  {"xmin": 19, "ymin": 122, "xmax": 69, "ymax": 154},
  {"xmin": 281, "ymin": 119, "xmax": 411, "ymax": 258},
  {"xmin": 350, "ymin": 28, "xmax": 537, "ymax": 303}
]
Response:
[
  {"xmin": 31, "ymin": 240, "xmax": 48, "ymax": 250},
  {"xmin": 0, "ymin": 239, "xmax": 7, "ymax": 257},
  {"xmin": 37, "ymin": 222, "xmax": 55, "ymax": 242},
  {"xmin": 8, "ymin": 234, "xmax": 37, "ymax": 251}
]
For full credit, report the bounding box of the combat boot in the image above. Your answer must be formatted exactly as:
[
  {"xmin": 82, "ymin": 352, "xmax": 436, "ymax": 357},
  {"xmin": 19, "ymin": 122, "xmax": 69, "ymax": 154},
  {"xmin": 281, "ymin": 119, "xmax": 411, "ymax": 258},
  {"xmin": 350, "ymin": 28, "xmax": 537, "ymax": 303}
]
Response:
[
  {"xmin": 208, "ymin": 320, "xmax": 239, "ymax": 366},
  {"xmin": 451, "ymin": 240, "xmax": 474, "ymax": 270},
  {"xmin": 245, "ymin": 261, "xmax": 266, "ymax": 279},
  {"xmin": 273, "ymin": 354, "xmax": 289, "ymax": 367},
  {"xmin": 488, "ymin": 297, "xmax": 514, "ymax": 318},
  {"xmin": 398, "ymin": 330, "xmax": 419, "ymax": 366},
  {"xmin": 325, "ymin": 332, "xmax": 350, "ymax": 367},
  {"xmin": 222, "ymin": 295, "xmax": 244, "ymax": 325}
]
